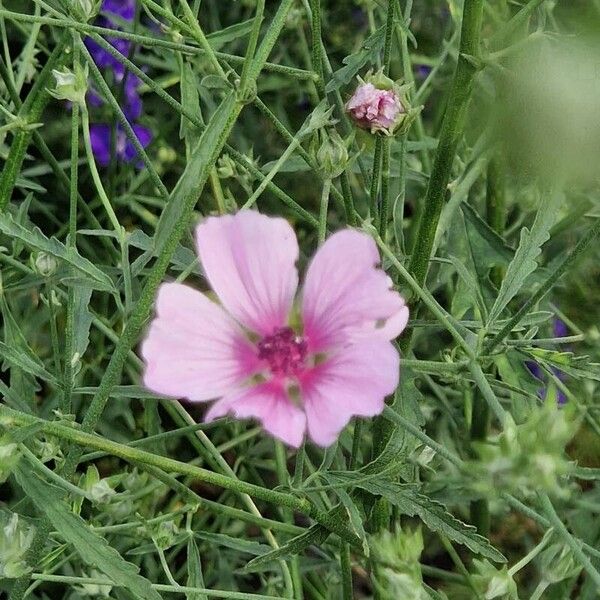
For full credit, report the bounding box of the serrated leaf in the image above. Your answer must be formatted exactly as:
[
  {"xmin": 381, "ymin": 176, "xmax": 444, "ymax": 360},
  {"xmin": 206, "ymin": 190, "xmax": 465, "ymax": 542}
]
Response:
[
  {"xmin": 0, "ymin": 213, "xmax": 114, "ymax": 292},
  {"xmin": 328, "ymin": 474, "xmax": 506, "ymax": 563},
  {"xmin": 325, "ymin": 26, "xmax": 385, "ymax": 93},
  {"xmin": 0, "ymin": 340, "xmax": 58, "ymax": 385},
  {"xmin": 461, "ymin": 203, "xmax": 514, "ymax": 269},
  {"xmin": 14, "ymin": 464, "xmax": 162, "ymax": 600},
  {"xmin": 243, "ymin": 517, "xmax": 334, "ymax": 571},
  {"xmin": 487, "ymin": 191, "xmax": 563, "ymax": 324}
]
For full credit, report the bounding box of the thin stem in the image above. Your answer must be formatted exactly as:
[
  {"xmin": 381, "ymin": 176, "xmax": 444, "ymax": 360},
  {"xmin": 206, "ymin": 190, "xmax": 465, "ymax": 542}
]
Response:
[
  {"xmin": 308, "ymin": 0, "xmax": 325, "ymax": 94},
  {"xmin": 379, "ymin": 137, "xmax": 391, "ymax": 239},
  {"xmin": 318, "ymin": 179, "xmax": 331, "ymax": 244},
  {"xmin": 80, "ymin": 104, "xmax": 123, "ymax": 237},
  {"xmin": 370, "ymin": 137, "xmax": 383, "ymax": 223},
  {"xmin": 0, "ymin": 33, "xmax": 68, "ymax": 209},
  {"xmin": 175, "ymin": 0, "xmax": 227, "ymax": 77},
  {"xmin": 407, "ymin": 0, "xmax": 484, "ymax": 289},
  {"xmin": 0, "ymin": 405, "xmax": 360, "ymax": 546}
]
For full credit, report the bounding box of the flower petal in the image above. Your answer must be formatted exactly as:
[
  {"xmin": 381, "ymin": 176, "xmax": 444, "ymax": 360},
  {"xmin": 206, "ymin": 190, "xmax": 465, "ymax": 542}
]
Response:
[
  {"xmin": 300, "ymin": 340, "xmax": 399, "ymax": 447},
  {"xmin": 89, "ymin": 124, "xmax": 112, "ymax": 167},
  {"xmin": 196, "ymin": 211, "xmax": 299, "ymax": 336},
  {"xmin": 301, "ymin": 229, "xmax": 408, "ymax": 351},
  {"xmin": 206, "ymin": 381, "xmax": 306, "ymax": 447},
  {"xmin": 142, "ymin": 283, "xmax": 258, "ymax": 401}
]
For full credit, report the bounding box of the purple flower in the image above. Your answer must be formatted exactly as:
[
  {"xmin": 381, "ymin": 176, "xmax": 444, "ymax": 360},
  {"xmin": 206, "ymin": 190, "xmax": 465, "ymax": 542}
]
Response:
[
  {"xmin": 101, "ymin": 0, "xmax": 136, "ymax": 22},
  {"xmin": 85, "ymin": 36, "xmax": 132, "ymax": 81},
  {"xmin": 526, "ymin": 318, "xmax": 569, "ymax": 405},
  {"xmin": 90, "ymin": 123, "xmax": 152, "ymax": 167},
  {"xmin": 415, "ymin": 65, "xmax": 432, "ymax": 79},
  {"xmin": 87, "ymin": 74, "xmax": 143, "ymax": 120},
  {"xmin": 85, "ymin": 1, "xmax": 136, "ymax": 81}
]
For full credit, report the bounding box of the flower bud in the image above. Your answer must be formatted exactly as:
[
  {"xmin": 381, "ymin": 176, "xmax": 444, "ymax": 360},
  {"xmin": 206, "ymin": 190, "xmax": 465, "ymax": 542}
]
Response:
[
  {"xmin": 49, "ymin": 64, "xmax": 88, "ymax": 106},
  {"xmin": 0, "ymin": 513, "xmax": 34, "ymax": 579},
  {"xmin": 33, "ymin": 251, "xmax": 58, "ymax": 277},
  {"xmin": 70, "ymin": 0, "xmax": 98, "ymax": 22},
  {"xmin": 315, "ymin": 130, "xmax": 349, "ymax": 179},
  {"xmin": 346, "ymin": 72, "xmax": 419, "ymax": 135},
  {"xmin": 0, "ymin": 439, "xmax": 19, "ymax": 484}
]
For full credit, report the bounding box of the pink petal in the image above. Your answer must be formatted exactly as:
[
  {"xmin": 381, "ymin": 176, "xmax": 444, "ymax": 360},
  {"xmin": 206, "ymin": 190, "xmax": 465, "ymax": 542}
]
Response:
[
  {"xmin": 196, "ymin": 211, "xmax": 299, "ymax": 336},
  {"xmin": 300, "ymin": 340, "xmax": 399, "ymax": 447},
  {"xmin": 206, "ymin": 382, "xmax": 306, "ymax": 447},
  {"xmin": 301, "ymin": 230, "xmax": 408, "ymax": 351},
  {"xmin": 142, "ymin": 283, "xmax": 259, "ymax": 401}
]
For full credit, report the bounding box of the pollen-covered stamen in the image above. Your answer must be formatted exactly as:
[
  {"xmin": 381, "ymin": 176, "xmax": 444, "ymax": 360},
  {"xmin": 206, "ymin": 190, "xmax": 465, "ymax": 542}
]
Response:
[{"xmin": 257, "ymin": 327, "xmax": 307, "ymax": 377}]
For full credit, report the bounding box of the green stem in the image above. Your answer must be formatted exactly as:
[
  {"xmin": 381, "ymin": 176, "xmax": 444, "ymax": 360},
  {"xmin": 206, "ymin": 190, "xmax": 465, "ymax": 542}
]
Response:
[
  {"xmin": 407, "ymin": 0, "xmax": 484, "ymax": 289},
  {"xmin": 0, "ymin": 8, "xmax": 316, "ymax": 80},
  {"xmin": 80, "ymin": 104, "xmax": 123, "ymax": 236},
  {"xmin": 318, "ymin": 179, "xmax": 331, "ymax": 244},
  {"xmin": 340, "ymin": 543, "xmax": 353, "ymax": 600},
  {"xmin": 378, "ymin": 137, "xmax": 391, "ymax": 239},
  {"xmin": 370, "ymin": 137, "xmax": 383, "ymax": 223},
  {"xmin": 470, "ymin": 157, "xmax": 506, "ymax": 535},
  {"xmin": 28, "ymin": 573, "xmax": 285, "ymax": 600},
  {"xmin": 308, "ymin": 0, "xmax": 325, "ymax": 94},
  {"xmin": 0, "ymin": 33, "xmax": 68, "ymax": 209},
  {"xmin": 0, "ymin": 405, "xmax": 360, "ymax": 546}
]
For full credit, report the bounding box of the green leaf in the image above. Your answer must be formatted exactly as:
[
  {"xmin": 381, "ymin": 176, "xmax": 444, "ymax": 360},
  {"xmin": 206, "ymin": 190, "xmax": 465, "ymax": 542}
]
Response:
[
  {"xmin": 206, "ymin": 19, "xmax": 254, "ymax": 50},
  {"xmin": 325, "ymin": 26, "xmax": 385, "ymax": 93},
  {"xmin": 186, "ymin": 536, "xmax": 208, "ymax": 600},
  {"xmin": 487, "ymin": 191, "xmax": 563, "ymax": 324},
  {"xmin": 72, "ymin": 285, "xmax": 93, "ymax": 363},
  {"xmin": 179, "ymin": 58, "xmax": 203, "ymax": 153},
  {"xmin": 13, "ymin": 464, "xmax": 162, "ymax": 600},
  {"xmin": 0, "ymin": 340, "xmax": 58, "ymax": 386},
  {"xmin": 0, "ymin": 212, "xmax": 114, "ymax": 292},
  {"xmin": 329, "ymin": 474, "xmax": 506, "ymax": 563},
  {"xmin": 243, "ymin": 518, "xmax": 334, "ymax": 571}
]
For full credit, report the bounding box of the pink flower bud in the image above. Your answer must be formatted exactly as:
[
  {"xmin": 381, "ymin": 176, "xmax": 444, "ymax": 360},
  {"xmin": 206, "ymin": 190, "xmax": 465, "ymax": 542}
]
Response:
[{"xmin": 346, "ymin": 83, "xmax": 404, "ymax": 134}]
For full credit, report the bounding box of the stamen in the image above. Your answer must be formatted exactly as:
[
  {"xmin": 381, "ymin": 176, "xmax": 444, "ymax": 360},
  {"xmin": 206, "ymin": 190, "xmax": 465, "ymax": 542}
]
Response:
[{"xmin": 257, "ymin": 327, "xmax": 307, "ymax": 377}]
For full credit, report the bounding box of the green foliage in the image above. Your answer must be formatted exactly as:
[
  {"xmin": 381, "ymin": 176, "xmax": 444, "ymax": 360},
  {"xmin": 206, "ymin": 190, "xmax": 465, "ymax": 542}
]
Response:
[{"xmin": 0, "ymin": 1, "xmax": 599, "ymax": 599}]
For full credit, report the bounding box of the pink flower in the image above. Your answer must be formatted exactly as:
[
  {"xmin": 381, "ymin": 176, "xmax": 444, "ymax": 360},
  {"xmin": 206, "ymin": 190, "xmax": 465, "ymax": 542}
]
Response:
[
  {"xmin": 142, "ymin": 211, "xmax": 408, "ymax": 447},
  {"xmin": 346, "ymin": 83, "xmax": 404, "ymax": 134}
]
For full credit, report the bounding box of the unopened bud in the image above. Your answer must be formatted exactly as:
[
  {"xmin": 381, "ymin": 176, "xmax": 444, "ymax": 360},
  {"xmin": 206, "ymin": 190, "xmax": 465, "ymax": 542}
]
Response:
[
  {"xmin": 346, "ymin": 71, "xmax": 420, "ymax": 135},
  {"xmin": 316, "ymin": 130, "xmax": 349, "ymax": 178},
  {"xmin": 49, "ymin": 65, "xmax": 88, "ymax": 106}
]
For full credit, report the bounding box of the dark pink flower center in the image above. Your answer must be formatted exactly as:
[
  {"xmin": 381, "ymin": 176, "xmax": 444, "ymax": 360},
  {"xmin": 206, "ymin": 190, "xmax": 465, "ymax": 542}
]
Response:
[{"xmin": 257, "ymin": 327, "xmax": 307, "ymax": 377}]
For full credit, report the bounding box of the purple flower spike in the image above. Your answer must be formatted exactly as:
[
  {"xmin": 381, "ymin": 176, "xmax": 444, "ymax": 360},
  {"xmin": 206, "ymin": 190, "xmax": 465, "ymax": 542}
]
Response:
[{"xmin": 90, "ymin": 123, "xmax": 152, "ymax": 168}]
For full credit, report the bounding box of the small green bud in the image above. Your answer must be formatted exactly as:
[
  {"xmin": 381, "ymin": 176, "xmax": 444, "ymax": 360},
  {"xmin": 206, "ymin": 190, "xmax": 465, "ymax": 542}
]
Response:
[
  {"xmin": 76, "ymin": 569, "xmax": 112, "ymax": 597},
  {"xmin": 33, "ymin": 251, "xmax": 59, "ymax": 277},
  {"xmin": 49, "ymin": 64, "xmax": 88, "ymax": 106},
  {"xmin": 217, "ymin": 154, "xmax": 237, "ymax": 179},
  {"xmin": 0, "ymin": 513, "xmax": 35, "ymax": 579},
  {"xmin": 473, "ymin": 560, "xmax": 518, "ymax": 600},
  {"xmin": 70, "ymin": 0, "xmax": 99, "ymax": 22},
  {"xmin": 0, "ymin": 440, "xmax": 20, "ymax": 483},
  {"xmin": 153, "ymin": 520, "xmax": 180, "ymax": 549},
  {"xmin": 315, "ymin": 130, "xmax": 350, "ymax": 179}
]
